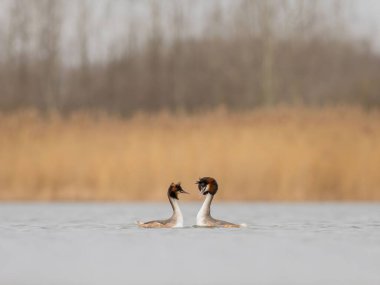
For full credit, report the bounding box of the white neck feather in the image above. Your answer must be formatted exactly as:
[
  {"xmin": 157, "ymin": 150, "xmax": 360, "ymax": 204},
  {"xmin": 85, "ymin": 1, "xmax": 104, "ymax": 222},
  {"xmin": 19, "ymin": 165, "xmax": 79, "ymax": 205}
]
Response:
[
  {"xmin": 196, "ymin": 193, "xmax": 213, "ymax": 226},
  {"xmin": 170, "ymin": 197, "xmax": 183, "ymax": 227}
]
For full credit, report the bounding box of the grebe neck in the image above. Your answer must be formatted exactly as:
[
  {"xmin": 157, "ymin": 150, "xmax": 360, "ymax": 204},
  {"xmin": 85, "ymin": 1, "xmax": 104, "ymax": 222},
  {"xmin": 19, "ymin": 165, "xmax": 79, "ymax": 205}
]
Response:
[
  {"xmin": 169, "ymin": 195, "xmax": 183, "ymax": 226},
  {"xmin": 197, "ymin": 193, "xmax": 214, "ymax": 225}
]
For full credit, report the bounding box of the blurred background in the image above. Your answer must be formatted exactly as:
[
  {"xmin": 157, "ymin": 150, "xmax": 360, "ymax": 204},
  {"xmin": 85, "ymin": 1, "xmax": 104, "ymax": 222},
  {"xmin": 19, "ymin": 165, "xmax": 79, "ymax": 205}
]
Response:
[{"xmin": 0, "ymin": 0, "xmax": 379, "ymax": 201}]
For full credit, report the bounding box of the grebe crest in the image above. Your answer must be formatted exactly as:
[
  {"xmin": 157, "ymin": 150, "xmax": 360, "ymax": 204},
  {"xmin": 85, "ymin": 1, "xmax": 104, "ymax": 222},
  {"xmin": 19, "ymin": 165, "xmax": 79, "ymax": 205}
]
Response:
[
  {"xmin": 196, "ymin": 177, "xmax": 218, "ymax": 196},
  {"xmin": 168, "ymin": 182, "xmax": 187, "ymax": 200}
]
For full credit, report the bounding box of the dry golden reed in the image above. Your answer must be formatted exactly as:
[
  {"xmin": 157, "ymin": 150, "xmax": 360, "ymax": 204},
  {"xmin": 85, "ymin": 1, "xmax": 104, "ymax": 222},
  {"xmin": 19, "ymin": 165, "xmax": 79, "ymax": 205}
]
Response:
[{"xmin": 0, "ymin": 107, "xmax": 380, "ymax": 201}]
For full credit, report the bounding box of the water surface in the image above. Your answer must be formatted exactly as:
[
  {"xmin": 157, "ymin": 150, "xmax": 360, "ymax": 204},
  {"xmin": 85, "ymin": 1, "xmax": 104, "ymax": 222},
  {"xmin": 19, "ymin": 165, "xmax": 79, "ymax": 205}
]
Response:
[{"xmin": 0, "ymin": 203, "xmax": 379, "ymax": 285}]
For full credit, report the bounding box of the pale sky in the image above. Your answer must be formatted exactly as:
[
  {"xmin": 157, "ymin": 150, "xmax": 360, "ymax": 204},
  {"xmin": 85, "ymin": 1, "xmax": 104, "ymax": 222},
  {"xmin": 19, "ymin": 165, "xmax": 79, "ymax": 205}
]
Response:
[
  {"xmin": 350, "ymin": 0, "xmax": 380, "ymax": 47},
  {"xmin": 83, "ymin": 0, "xmax": 380, "ymax": 63},
  {"xmin": 1, "ymin": 0, "xmax": 380, "ymax": 65},
  {"xmin": 88, "ymin": 0, "xmax": 380, "ymax": 61}
]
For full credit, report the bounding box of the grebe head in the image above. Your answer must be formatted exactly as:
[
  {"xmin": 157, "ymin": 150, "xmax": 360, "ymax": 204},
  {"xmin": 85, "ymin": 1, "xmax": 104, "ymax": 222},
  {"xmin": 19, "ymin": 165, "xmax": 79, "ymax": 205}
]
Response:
[
  {"xmin": 196, "ymin": 177, "xmax": 218, "ymax": 196},
  {"xmin": 168, "ymin": 182, "xmax": 188, "ymax": 200}
]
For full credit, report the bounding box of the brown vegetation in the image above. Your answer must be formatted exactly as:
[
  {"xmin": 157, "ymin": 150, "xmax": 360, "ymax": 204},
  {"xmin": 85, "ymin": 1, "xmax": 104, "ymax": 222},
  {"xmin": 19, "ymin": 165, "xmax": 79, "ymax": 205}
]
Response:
[{"xmin": 1, "ymin": 107, "xmax": 379, "ymax": 201}]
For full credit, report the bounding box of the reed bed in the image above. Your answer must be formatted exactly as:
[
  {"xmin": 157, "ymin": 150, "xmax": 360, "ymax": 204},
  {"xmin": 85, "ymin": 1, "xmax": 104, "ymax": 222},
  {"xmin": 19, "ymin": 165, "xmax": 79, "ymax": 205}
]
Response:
[{"xmin": 0, "ymin": 107, "xmax": 379, "ymax": 201}]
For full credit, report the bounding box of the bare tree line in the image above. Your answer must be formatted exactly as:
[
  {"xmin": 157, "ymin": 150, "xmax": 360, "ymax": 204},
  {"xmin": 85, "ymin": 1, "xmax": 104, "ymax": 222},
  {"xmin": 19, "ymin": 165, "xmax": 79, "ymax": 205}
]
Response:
[{"xmin": 0, "ymin": 0, "xmax": 379, "ymax": 114}]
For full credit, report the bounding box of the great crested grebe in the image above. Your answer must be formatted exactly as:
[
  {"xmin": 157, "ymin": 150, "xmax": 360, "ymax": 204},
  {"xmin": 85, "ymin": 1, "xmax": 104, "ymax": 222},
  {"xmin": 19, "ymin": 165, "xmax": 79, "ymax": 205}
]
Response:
[
  {"xmin": 196, "ymin": 177, "xmax": 245, "ymax": 228},
  {"xmin": 137, "ymin": 182, "xmax": 188, "ymax": 228}
]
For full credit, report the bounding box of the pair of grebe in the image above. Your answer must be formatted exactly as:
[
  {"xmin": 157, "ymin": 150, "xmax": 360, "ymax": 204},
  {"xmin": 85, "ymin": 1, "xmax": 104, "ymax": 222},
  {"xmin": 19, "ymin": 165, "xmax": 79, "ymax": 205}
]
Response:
[{"xmin": 137, "ymin": 177, "xmax": 245, "ymax": 228}]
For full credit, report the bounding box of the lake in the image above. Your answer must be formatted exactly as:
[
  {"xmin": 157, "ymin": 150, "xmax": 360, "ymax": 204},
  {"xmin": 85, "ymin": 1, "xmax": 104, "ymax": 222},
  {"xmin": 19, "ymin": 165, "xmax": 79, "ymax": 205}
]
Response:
[{"xmin": 0, "ymin": 203, "xmax": 379, "ymax": 285}]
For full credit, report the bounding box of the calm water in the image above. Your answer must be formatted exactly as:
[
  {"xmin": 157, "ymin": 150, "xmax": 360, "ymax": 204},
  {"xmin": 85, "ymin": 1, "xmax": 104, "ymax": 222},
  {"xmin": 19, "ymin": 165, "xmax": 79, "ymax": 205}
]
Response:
[{"xmin": 0, "ymin": 203, "xmax": 379, "ymax": 285}]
